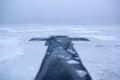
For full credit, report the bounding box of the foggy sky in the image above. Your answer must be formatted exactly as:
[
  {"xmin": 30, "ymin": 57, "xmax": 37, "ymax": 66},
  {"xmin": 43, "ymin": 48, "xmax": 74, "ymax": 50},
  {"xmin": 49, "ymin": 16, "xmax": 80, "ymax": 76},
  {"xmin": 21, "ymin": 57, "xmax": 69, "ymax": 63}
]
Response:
[{"xmin": 0, "ymin": 0, "xmax": 120, "ymax": 25}]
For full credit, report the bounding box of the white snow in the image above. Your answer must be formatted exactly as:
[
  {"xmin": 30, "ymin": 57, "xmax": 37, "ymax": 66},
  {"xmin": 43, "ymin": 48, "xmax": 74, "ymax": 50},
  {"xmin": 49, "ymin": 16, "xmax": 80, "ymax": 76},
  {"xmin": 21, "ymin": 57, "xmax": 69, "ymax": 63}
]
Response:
[
  {"xmin": 0, "ymin": 25, "xmax": 120, "ymax": 80},
  {"xmin": 67, "ymin": 60, "xmax": 79, "ymax": 64},
  {"xmin": 76, "ymin": 70, "xmax": 87, "ymax": 77}
]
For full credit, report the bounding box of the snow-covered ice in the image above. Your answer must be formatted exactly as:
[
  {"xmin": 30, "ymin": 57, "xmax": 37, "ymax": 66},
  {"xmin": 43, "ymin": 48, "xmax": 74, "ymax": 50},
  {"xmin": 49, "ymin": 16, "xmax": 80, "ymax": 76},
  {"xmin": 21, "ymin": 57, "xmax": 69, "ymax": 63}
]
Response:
[{"xmin": 0, "ymin": 25, "xmax": 120, "ymax": 80}]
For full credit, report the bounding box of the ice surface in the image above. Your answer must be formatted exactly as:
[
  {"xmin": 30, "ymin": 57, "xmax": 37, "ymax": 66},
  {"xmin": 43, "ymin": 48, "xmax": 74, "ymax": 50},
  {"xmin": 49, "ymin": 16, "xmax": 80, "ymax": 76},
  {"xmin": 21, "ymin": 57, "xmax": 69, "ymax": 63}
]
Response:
[{"xmin": 0, "ymin": 25, "xmax": 120, "ymax": 80}]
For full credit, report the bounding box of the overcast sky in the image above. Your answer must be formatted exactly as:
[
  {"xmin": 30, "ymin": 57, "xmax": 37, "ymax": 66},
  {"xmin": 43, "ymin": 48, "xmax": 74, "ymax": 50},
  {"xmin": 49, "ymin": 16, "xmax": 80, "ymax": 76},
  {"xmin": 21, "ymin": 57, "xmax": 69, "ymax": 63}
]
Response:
[{"xmin": 0, "ymin": 0, "xmax": 120, "ymax": 25}]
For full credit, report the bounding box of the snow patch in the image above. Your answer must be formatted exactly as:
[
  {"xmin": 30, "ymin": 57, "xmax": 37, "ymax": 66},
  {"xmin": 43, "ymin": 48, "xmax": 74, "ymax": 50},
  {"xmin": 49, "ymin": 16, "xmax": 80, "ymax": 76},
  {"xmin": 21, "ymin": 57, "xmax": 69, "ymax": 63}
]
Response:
[
  {"xmin": 67, "ymin": 60, "xmax": 79, "ymax": 64},
  {"xmin": 76, "ymin": 70, "xmax": 87, "ymax": 77}
]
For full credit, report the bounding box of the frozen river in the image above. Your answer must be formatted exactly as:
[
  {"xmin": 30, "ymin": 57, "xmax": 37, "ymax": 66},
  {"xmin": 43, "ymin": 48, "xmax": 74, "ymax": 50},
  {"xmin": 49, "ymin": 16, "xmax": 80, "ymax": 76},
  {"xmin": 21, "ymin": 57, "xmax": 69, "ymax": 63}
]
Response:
[{"xmin": 0, "ymin": 25, "xmax": 120, "ymax": 80}]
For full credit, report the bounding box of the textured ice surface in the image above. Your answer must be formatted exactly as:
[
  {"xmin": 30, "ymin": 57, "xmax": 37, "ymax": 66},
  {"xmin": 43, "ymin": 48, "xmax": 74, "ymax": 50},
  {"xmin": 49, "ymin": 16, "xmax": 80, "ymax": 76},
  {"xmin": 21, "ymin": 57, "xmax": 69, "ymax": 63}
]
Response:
[{"xmin": 0, "ymin": 25, "xmax": 120, "ymax": 80}]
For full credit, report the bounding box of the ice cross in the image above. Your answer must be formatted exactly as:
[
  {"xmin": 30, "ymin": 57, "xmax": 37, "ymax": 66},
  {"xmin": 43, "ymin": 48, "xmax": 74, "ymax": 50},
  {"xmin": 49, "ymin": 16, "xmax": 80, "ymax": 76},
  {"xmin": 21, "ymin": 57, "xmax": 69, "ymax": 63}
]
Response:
[{"xmin": 29, "ymin": 36, "xmax": 92, "ymax": 80}]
